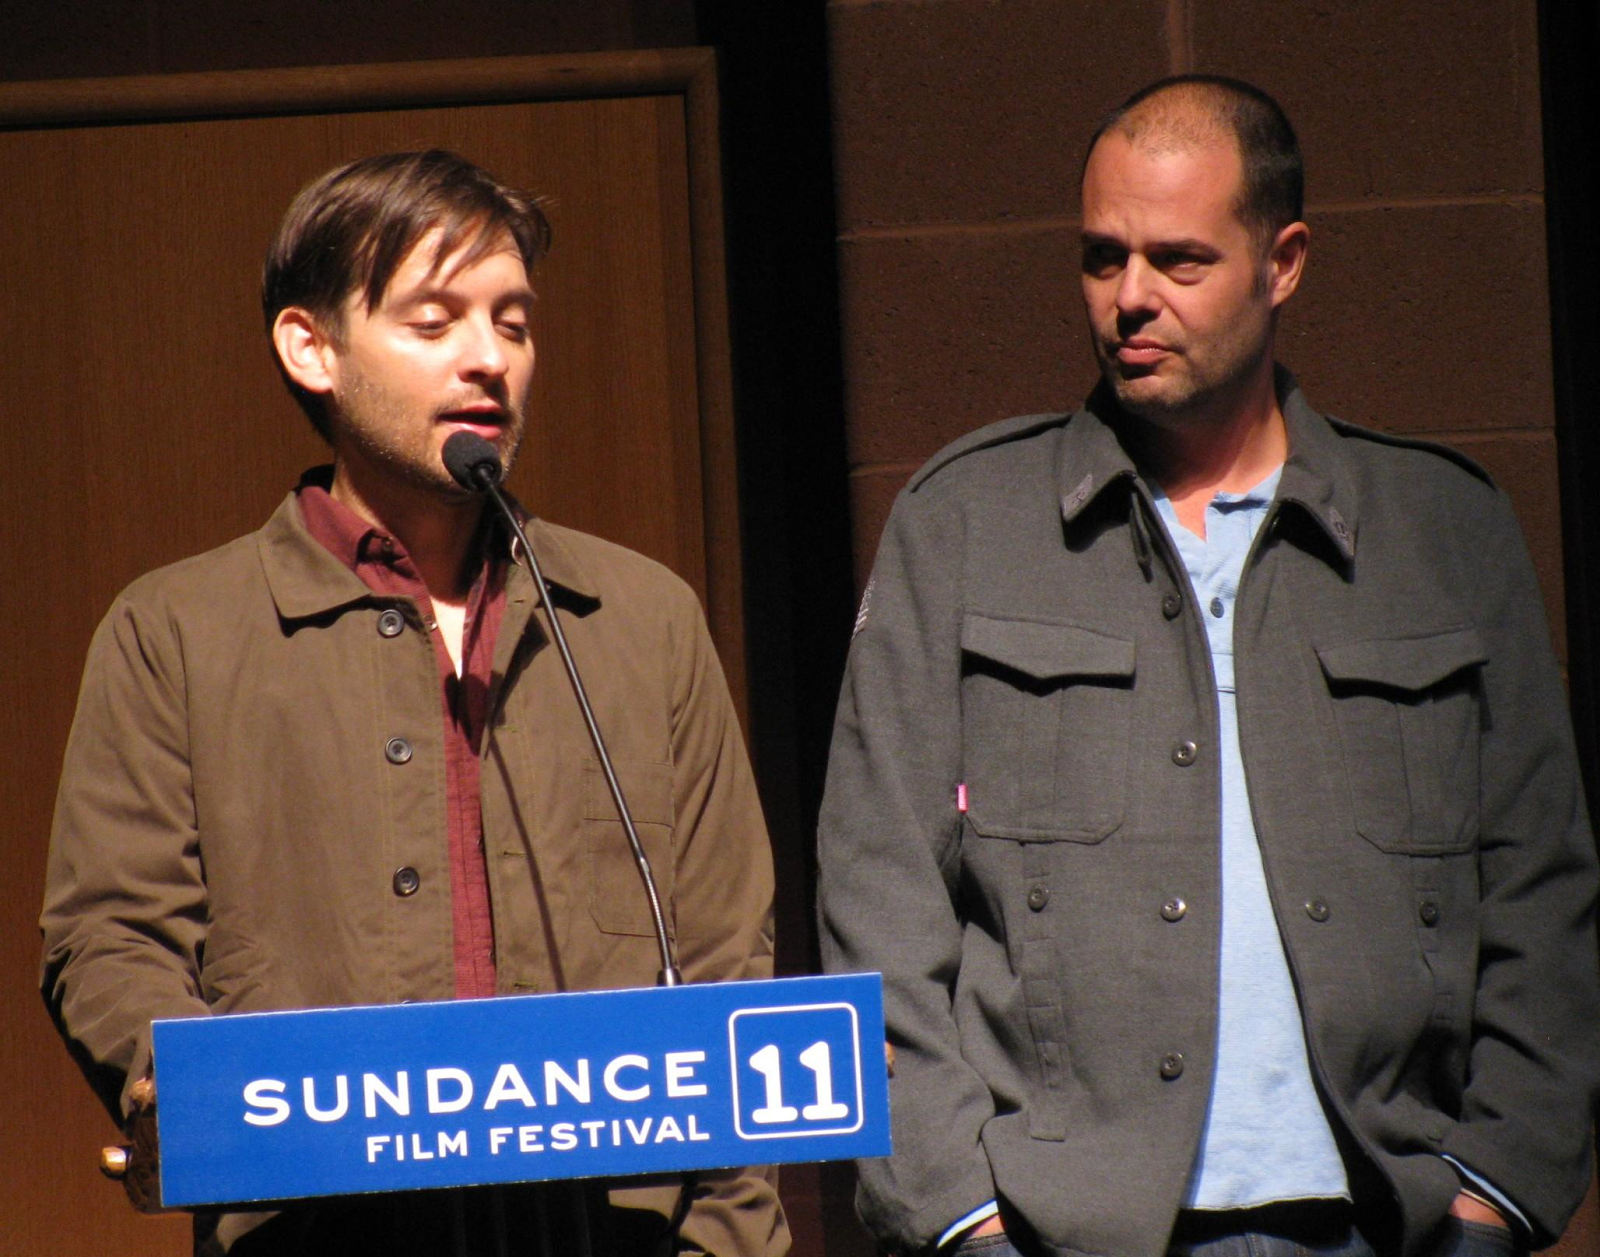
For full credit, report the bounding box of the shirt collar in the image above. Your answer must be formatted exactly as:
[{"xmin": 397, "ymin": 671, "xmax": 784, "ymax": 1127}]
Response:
[
  {"xmin": 295, "ymin": 471, "xmax": 400, "ymax": 574},
  {"xmin": 1056, "ymin": 369, "xmax": 1359, "ymax": 569},
  {"xmin": 259, "ymin": 466, "xmax": 601, "ymax": 620}
]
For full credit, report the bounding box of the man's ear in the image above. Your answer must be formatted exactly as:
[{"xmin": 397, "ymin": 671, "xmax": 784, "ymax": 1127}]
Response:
[
  {"xmin": 271, "ymin": 307, "xmax": 339, "ymax": 396},
  {"xmin": 1267, "ymin": 221, "xmax": 1310, "ymax": 309}
]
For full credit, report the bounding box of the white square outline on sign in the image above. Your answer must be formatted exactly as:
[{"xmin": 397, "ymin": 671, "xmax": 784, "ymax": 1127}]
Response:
[{"xmin": 728, "ymin": 1002, "xmax": 864, "ymax": 1140}]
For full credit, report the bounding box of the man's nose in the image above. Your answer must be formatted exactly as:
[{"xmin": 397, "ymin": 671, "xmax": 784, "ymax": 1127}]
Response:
[
  {"xmin": 459, "ymin": 317, "xmax": 509, "ymax": 378},
  {"xmin": 1114, "ymin": 256, "xmax": 1160, "ymax": 316}
]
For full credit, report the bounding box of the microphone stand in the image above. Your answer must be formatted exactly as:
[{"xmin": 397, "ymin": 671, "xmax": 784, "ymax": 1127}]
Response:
[
  {"xmin": 466, "ymin": 459, "xmax": 683, "ymax": 990},
  {"xmin": 445, "ymin": 433, "xmax": 692, "ymax": 1257}
]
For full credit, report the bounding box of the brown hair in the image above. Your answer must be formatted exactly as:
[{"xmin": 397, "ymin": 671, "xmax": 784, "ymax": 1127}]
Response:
[{"xmin": 262, "ymin": 149, "xmax": 552, "ymax": 439}]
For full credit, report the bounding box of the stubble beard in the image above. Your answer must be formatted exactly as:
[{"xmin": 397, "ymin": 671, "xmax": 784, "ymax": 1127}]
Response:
[
  {"xmin": 1093, "ymin": 318, "xmax": 1270, "ymax": 434},
  {"xmin": 332, "ymin": 368, "xmax": 526, "ymax": 502}
]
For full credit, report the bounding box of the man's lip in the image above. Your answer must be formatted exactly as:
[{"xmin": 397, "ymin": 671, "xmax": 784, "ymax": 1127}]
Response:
[
  {"xmin": 439, "ymin": 410, "xmax": 505, "ymax": 432},
  {"xmin": 1113, "ymin": 341, "xmax": 1172, "ymax": 364}
]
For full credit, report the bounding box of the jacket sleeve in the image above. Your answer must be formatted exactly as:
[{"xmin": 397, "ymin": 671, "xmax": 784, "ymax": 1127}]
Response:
[
  {"xmin": 663, "ymin": 591, "xmax": 790, "ymax": 1256},
  {"xmin": 817, "ymin": 483, "xmax": 998, "ymax": 1250},
  {"xmin": 39, "ymin": 589, "xmax": 212, "ymax": 1125},
  {"xmin": 1439, "ymin": 489, "xmax": 1600, "ymax": 1245}
]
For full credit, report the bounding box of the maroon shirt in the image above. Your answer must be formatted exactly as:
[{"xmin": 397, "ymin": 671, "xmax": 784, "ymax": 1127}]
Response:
[{"xmin": 298, "ymin": 480, "xmax": 505, "ymax": 998}]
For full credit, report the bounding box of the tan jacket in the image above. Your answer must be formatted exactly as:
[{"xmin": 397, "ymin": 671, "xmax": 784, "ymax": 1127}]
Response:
[{"xmin": 41, "ymin": 485, "xmax": 787, "ymax": 1256}]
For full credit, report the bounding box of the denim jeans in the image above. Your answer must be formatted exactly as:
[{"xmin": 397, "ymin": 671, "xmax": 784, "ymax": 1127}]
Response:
[
  {"xmin": 1167, "ymin": 1222, "xmax": 1374, "ymax": 1257},
  {"xmin": 949, "ymin": 1215, "xmax": 1513, "ymax": 1257},
  {"xmin": 948, "ymin": 1220, "xmax": 1371, "ymax": 1257},
  {"xmin": 950, "ymin": 1233, "xmax": 1026, "ymax": 1257}
]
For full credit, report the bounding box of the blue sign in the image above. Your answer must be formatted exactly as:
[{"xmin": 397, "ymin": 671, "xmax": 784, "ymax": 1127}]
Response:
[{"xmin": 152, "ymin": 974, "xmax": 889, "ymax": 1207}]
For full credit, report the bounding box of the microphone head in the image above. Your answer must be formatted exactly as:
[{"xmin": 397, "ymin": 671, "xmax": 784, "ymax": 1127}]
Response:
[{"xmin": 442, "ymin": 430, "xmax": 503, "ymax": 491}]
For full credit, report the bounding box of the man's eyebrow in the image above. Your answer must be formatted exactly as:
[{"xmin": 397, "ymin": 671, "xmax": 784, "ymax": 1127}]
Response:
[
  {"xmin": 387, "ymin": 282, "xmax": 537, "ymax": 309},
  {"xmin": 1147, "ymin": 237, "xmax": 1221, "ymax": 257},
  {"xmin": 1078, "ymin": 232, "xmax": 1221, "ymax": 258}
]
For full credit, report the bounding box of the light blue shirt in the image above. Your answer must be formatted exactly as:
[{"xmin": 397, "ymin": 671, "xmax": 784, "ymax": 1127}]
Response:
[{"xmin": 1153, "ymin": 470, "xmax": 1350, "ymax": 1208}]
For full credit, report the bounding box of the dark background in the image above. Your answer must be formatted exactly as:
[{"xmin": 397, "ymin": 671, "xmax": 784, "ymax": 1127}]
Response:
[{"xmin": 2, "ymin": 1, "xmax": 1595, "ymax": 1253}]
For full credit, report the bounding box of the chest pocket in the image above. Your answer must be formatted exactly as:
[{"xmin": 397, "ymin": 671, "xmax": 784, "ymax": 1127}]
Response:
[
  {"xmin": 585, "ymin": 760, "xmax": 676, "ymax": 937},
  {"xmin": 960, "ymin": 612, "xmax": 1135, "ymax": 843},
  {"xmin": 1316, "ymin": 628, "xmax": 1486, "ymax": 854}
]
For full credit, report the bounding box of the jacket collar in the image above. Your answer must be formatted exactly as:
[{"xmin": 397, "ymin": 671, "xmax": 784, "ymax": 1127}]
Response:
[
  {"xmin": 258, "ymin": 468, "xmax": 600, "ymax": 621},
  {"xmin": 503, "ymin": 514, "xmax": 601, "ymax": 608},
  {"xmin": 1056, "ymin": 368, "xmax": 1358, "ymax": 567},
  {"xmin": 1274, "ymin": 367, "xmax": 1359, "ymax": 564},
  {"xmin": 1054, "ymin": 381, "xmax": 1142, "ymax": 526}
]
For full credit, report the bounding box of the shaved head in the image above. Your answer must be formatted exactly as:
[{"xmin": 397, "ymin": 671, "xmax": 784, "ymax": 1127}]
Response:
[
  {"xmin": 1084, "ymin": 76, "xmax": 1303, "ymax": 251},
  {"xmin": 1106, "ymin": 81, "xmax": 1238, "ymax": 155}
]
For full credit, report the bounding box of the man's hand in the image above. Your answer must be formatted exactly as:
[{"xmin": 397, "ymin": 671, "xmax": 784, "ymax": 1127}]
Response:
[
  {"xmin": 967, "ymin": 1215, "xmax": 1006, "ymax": 1238},
  {"xmin": 100, "ymin": 1075, "xmax": 164, "ymax": 1213},
  {"xmin": 1447, "ymin": 1191, "xmax": 1508, "ymax": 1229}
]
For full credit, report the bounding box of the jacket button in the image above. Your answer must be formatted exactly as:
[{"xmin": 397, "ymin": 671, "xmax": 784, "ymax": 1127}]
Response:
[
  {"xmin": 1160, "ymin": 897, "xmax": 1187, "ymax": 922},
  {"xmin": 1159, "ymin": 1052, "xmax": 1185, "ymax": 1080},
  {"xmin": 1171, "ymin": 740, "xmax": 1198, "ymax": 767},
  {"xmin": 385, "ymin": 737, "xmax": 413, "ymax": 765},
  {"xmin": 1305, "ymin": 899, "xmax": 1331, "ymax": 923},
  {"xmin": 1026, "ymin": 885, "xmax": 1050, "ymax": 912},
  {"xmin": 392, "ymin": 867, "xmax": 420, "ymax": 897},
  {"xmin": 1418, "ymin": 899, "xmax": 1440, "ymax": 926},
  {"xmin": 1161, "ymin": 593, "xmax": 1182, "ymax": 620},
  {"xmin": 377, "ymin": 608, "xmax": 405, "ymax": 638}
]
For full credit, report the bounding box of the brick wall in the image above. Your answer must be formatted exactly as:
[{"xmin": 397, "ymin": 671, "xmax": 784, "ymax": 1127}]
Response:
[
  {"xmin": 824, "ymin": 2, "xmax": 1591, "ymax": 1254},
  {"xmin": 827, "ymin": 0, "xmax": 1568, "ymax": 671}
]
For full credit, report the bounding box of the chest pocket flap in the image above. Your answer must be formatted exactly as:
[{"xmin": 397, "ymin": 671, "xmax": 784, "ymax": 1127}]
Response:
[
  {"xmin": 1316, "ymin": 627, "xmax": 1486, "ymax": 692},
  {"xmin": 960, "ymin": 613, "xmax": 1135, "ymax": 843},
  {"xmin": 962, "ymin": 613, "xmax": 1136, "ymax": 681},
  {"xmin": 1315, "ymin": 627, "xmax": 1486, "ymax": 854}
]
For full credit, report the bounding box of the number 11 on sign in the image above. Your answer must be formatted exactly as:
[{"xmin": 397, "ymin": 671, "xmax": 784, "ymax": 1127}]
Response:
[{"xmin": 748, "ymin": 1041, "xmax": 851, "ymax": 1123}]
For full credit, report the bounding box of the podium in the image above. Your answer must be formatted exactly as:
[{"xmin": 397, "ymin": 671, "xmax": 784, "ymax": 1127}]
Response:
[{"xmin": 150, "ymin": 973, "xmax": 889, "ymax": 1209}]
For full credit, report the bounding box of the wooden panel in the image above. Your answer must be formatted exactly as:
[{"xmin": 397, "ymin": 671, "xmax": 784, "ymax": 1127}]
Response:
[{"xmin": 0, "ymin": 56, "xmax": 741, "ymax": 1255}]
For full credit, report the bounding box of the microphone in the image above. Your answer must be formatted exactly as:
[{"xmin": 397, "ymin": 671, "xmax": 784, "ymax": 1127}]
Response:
[
  {"xmin": 441, "ymin": 431, "xmax": 683, "ymax": 988},
  {"xmin": 442, "ymin": 430, "xmax": 504, "ymax": 492}
]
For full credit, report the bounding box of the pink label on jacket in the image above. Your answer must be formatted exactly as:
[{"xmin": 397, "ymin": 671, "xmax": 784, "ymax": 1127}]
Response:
[{"xmin": 956, "ymin": 782, "xmax": 969, "ymax": 813}]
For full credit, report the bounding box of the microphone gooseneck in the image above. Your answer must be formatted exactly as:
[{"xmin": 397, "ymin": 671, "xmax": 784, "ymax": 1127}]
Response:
[{"xmin": 440, "ymin": 431, "xmax": 683, "ymax": 988}]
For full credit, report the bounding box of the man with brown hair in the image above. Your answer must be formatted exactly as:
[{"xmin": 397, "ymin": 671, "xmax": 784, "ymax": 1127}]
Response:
[
  {"xmin": 41, "ymin": 150, "xmax": 788, "ymax": 1256},
  {"xmin": 819, "ymin": 77, "xmax": 1599, "ymax": 1257}
]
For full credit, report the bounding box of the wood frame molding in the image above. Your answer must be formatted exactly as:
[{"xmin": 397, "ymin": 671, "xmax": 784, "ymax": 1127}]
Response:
[
  {"xmin": 0, "ymin": 48, "xmax": 748, "ymax": 709},
  {"xmin": 0, "ymin": 50, "xmax": 712, "ymax": 126}
]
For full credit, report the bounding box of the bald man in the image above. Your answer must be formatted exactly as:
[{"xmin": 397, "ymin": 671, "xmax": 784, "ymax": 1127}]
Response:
[{"xmin": 818, "ymin": 76, "xmax": 1599, "ymax": 1257}]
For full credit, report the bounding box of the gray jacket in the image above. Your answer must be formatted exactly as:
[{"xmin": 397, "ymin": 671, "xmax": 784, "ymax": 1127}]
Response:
[{"xmin": 817, "ymin": 377, "xmax": 1599, "ymax": 1257}]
